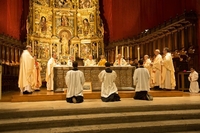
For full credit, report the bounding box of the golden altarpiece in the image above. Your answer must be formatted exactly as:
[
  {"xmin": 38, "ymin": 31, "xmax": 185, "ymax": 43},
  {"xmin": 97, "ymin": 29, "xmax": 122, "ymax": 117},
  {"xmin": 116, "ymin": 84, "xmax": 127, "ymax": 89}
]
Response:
[{"xmin": 27, "ymin": 0, "xmax": 104, "ymax": 80}]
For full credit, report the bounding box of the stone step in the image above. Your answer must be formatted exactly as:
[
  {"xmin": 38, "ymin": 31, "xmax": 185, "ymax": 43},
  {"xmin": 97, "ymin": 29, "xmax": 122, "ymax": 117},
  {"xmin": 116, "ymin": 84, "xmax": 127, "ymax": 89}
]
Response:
[
  {"xmin": 2, "ymin": 119, "xmax": 200, "ymax": 133},
  {"xmin": 1, "ymin": 104, "xmax": 200, "ymax": 120},
  {"xmin": 0, "ymin": 109, "xmax": 200, "ymax": 132}
]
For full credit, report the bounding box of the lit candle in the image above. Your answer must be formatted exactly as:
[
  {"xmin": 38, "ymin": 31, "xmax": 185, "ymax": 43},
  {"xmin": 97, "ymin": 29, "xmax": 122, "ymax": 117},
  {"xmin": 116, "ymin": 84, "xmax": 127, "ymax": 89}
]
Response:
[
  {"xmin": 127, "ymin": 46, "xmax": 129, "ymax": 58},
  {"xmin": 137, "ymin": 47, "xmax": 140, "ymax": 60},
  {"xmin": 122, "ymin": 46, "xmax": 124, "ymax": 58},
  {"xmin": 115, "ymin": 46, "xmax": 118, "ymax": 60}
]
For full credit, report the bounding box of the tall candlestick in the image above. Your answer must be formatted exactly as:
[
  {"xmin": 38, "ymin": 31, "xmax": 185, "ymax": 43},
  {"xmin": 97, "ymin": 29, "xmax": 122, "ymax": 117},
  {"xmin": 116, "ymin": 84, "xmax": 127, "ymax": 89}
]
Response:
[
  {"xmin": 115, "ymin": 46, "xmax": 118, "ymax": 60},
  {"xmin": 79, "ymin": 44, "xmax": 81, "ymax": 57},
  {"xmin": 127, "ymin": 46, "xmax": 129, "ymax": 58},
  {"xmin": 122, "ymin": 46, "xmax": 124, "ymax": 58},
  {"xmin": 137, "ymin": 47, "xmax": 140, "ymax": 60}
]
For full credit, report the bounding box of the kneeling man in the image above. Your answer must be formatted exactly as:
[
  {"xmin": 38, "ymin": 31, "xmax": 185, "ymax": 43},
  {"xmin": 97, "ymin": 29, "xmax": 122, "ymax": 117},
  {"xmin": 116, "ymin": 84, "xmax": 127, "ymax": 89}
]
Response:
[
  {"xmin": 98, "ymin": 62, "xmax": 120, "ymax": 102},
  {"xmin": 65, "ymin": 61, "xmax": 85, "ymax": 103},
  {"xmin": 133, "ymin": 60, "xmax": 153, "ymax": 101}
]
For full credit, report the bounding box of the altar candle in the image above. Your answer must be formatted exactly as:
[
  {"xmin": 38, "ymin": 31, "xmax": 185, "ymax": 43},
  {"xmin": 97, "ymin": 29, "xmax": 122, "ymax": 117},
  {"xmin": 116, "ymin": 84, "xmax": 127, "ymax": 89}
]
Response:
[
  {"xmin": 127, "ymin": 46, "xmax": 129, "ymax": 58},
  {"xmin": 115, "ymin": 46, "xmax": 118, "ymax": 59},
  {"xmin": 137, "ymin": 47, "xmax": 140, "ymax": 60},
  {"xmin": 122, "ymin": 46, "xmax": 124, "ymax": 58},
  {"xmin": 79, "ymin": 44, "xmax": 81, "ymax": 57}
]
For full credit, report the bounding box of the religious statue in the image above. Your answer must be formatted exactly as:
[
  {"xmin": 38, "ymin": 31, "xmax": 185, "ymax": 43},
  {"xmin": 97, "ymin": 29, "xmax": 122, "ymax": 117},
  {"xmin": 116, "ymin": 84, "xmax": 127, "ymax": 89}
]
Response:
[
  {"xmin": 61, "ymin": 15, "xmax": 69, "ymax": 26},
  {"xmin": 26, "ymin": 19, "xmax": 30, "ymax": 34},
  {"xmin": 58, "ymin": 0, "xmax": 73, "ymax": 8},
  {"xmin": 98, "ymin": 20, "xmax": 104, "ymax": 37},
  {"xmin": 39, "ymin": 16, "xmax": 47, "ymax": 33},
  {"xmin": 60, "ymin": 33, "xmax": 69, "ymax": 55},
  {"xmin": 89, "ymin": 13, "xmax": 94, "ymax": 22},
  {"xmin": 83, "ymin": 18, "xmax": 90, "ymax": 35}
]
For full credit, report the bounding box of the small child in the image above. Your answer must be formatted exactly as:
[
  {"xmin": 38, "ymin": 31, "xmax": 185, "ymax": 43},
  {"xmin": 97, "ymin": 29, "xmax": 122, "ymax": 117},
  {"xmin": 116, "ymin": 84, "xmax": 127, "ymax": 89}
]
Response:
[{"xmin": 188, "ymin": 67, "xmax": 199, "ymax": 93}]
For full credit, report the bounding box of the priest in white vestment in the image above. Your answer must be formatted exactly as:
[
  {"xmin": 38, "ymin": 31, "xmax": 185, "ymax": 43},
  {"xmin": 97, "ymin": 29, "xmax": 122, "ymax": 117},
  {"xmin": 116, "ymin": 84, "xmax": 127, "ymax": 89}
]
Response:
[
  {"xmin": 46, "ymin": 53, "xmax": 57, "ymax": 91},
  {"xmin": 65, "ymin": 61, "xmax": 85, "ymax": 103},
  {"xmin": 161, "ymin": 47, "xmax": 176, "ymax": 90},
  {"xmin": 18, "ymin": 45, "xmax": 34, "ymax": 94},
  {"xmin": 188, "ymin": 67, "xmax": 199, "ymax": 93},
  {"xmin": 144, "ymin": 55, "xmax": 152, "ymax": 73},
  {"xmin": 133, "ymin": 60, "xmax": 153, "ymax": 100},
  {"xmin": 151, "ymin": 49, "xmax": 162, "ymax": 89},
  {"xmin": 113, "ymin": 54, "xmax": 127, "ymax": 66},
  {"xmin": 67, "ymin": 56, "xmax": 74, "ymax": 67},
  {"xmin": 98, "ymin": 62, "xmax": 120, "ymax": 102},
  {"xmin": 84, "ymin": 55, "xmax": 96, "ymax": 66},
  {"xmin": 32, "ymin": 56, "xmax": 42, "ymax": 91}
]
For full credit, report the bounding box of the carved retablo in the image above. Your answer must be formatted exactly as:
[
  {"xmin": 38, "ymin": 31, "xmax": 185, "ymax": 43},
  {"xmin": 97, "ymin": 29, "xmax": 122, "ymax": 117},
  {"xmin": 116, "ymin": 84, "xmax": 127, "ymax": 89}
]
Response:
[{"xmin": 27, "ymin": 0, "xmax": 104, "ymax": 80}]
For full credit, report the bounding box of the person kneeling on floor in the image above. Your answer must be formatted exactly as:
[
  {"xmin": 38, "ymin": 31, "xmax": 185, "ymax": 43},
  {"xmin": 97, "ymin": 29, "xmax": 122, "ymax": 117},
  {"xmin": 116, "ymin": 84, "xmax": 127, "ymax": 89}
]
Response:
[
  {"xmin": 133, "ymin": 60, "xmax": 153, "ymax": 101},
  {"xmin": 65, "ymin": 61, "xmax": 85, "ymax": 103},
  {"xmin": 98, "ymin": 62, "xmax": 121, "ymax": 102}
]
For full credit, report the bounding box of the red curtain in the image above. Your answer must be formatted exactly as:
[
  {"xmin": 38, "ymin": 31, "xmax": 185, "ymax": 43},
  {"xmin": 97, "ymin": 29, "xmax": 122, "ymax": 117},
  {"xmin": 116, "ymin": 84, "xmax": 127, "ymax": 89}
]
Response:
[
  {"xmin": 0, "ymin": 0, "xmax": 28, "ymax": 40},
  {"xmin": 101, "ymin": 0, "xmax": 197, "ymax": 42}
]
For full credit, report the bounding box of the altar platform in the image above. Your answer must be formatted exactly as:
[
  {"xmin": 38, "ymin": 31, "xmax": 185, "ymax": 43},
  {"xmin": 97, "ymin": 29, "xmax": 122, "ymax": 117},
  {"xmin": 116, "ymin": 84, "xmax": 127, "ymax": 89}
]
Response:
[{"xmin": 1, "ymin": 88, "xmax": 199, "ymax": 102}]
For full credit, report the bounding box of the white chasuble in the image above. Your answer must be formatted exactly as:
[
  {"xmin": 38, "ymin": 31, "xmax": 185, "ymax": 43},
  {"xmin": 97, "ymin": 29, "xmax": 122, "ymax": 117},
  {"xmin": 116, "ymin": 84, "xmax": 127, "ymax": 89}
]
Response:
[
  {"xmin": 84, "ymin": 59, "xmax": 96, "ymax": 66},
  {"xmin": 98, "ymin": 70, "xmax": 118, "ymax": 98},
  {"xmin": 161, "ymin": 53, "xmax": 176, "ymax": 89},
  {"xmin": 65, "ymin": 70, "xmax": 85, "ymax": 98},
  {"xmin": 18, "ymin": 50, "xmax": 34, "ymax": 92},
  {"xmin": 113, "ymin": 58, "xmax": 127, "ymax": 66},
  {"xmin": 188, "ymin": 71, "xmax": 199, "ymax": 93},
  {"xmin": 46, "ymin": 57, "xmax": 56, "ymax": 91},
  {"xmin": 151, "ymin": 54, "xmax": 162, "ymax": 87}
]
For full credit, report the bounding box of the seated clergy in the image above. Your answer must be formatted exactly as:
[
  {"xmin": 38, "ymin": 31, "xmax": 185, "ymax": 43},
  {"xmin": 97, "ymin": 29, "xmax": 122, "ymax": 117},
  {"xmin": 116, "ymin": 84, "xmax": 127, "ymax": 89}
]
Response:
[
  {"xmin": 188, "ymin": 67, "xmax": 199, "ymax": 93},
  {"xmin": 133, "ymin": 60, "xmax": 153, "ymax": 101},
  {"xmin": 98, "ymin": 62, "xmax": 121, "ymax": 102},
  {"xmin": 67, "ymin": 56, "xmax": 74, "ymax": 67},
  {"xmin": 84, "ymin": 54, "xmax": 96, "ymax": 66},
  {"xmin": 65, "ymin": 61, "xmax": 85, "ymax": 103},
  {"xmin": 113, "ymin": 54, "xmax": 127, "ymax": 66},
  {"xmin": 97, "ymin": 55, "xmax": 107, "ymax": 66}
]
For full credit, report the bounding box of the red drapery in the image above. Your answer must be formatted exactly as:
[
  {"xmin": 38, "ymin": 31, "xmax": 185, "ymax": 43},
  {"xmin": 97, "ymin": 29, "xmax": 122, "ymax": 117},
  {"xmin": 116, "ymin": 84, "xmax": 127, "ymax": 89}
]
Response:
[
  {"xmin": 0, "ymin": 0, "xmax": 28, "ymax": 40},
  {"xmin": 101, "ymin": 0, "xmax": 197, "ymax": 42}
]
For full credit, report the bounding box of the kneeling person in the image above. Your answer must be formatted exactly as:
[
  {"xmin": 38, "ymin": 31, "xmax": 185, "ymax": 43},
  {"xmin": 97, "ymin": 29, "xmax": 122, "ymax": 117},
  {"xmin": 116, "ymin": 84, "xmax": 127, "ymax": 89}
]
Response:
[
  {"xmin": 65, "ymin": 61, "xmax": 85, "ymax": 103},
  {"xmin": 98, "ymin": 62, "xmax": 120, "ymax": 102},
  {"xmin": 133, "ymin": 60, "xmax": 153, "ymax": 101}
]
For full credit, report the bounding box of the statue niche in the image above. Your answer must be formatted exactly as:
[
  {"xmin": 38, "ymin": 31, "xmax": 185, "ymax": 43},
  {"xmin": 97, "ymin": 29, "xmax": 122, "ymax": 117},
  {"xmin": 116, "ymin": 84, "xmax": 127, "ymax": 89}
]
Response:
[{"xmin": 59, "ymin": 30, "xmax": 71, "ymax": 55}]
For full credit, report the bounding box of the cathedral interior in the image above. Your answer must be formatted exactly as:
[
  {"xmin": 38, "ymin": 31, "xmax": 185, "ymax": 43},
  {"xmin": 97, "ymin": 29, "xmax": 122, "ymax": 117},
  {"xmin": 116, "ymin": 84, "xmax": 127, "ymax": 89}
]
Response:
[{"xmin": 0, "ymin": 0, "xmax": 200, "ymax": 92}]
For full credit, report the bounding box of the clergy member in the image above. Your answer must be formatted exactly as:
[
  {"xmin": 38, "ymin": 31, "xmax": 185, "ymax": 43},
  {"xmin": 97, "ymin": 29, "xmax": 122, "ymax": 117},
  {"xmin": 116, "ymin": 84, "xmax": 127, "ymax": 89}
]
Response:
[
  {"xmin": 151, "ymin": 49, "xmax": 162, "ymax": 89},
  {"xmin": 67, "ymin": 56, "xmax": 74, "ymax": 66},
  {"xmin": 18, "ymin": 45, "xmax": 34, "ymax": 94},
  {"xmin": 133, "ymin": 60, "xmax": 153, "ymax": 101},
  {"xmin": 97, "ymin": 55, "xmax": 107, "ymax": 66},
  {"xmin": 161, "ymin": 47, "xmax": 176, "ymax": 90},
  {"xmin": 65, "ymin": 61, "xmax": 85, "ymax": 103},
  {"xmin": 98, "ymin": 62, "xmax": 120, "ymax": 102},
  {"xmin": 113, "ymin": 54, "xmax": 127, "ymax": 66},
  {"xmin": 188, "ymin": 67, "xmax": 199, "ymax": 93},
  {"xmin": 84, "ymin": 54, "xmax": 96, "ymax": 66},
  {"xmin": 46, "ymin": 53, "xmax": 57, "ymax": 91},
  {"xmin": 144, "ymin": 55, "xmax": 152, "ymax": 73},
  {"xmin": 32, "ymin": 56, "xmax": 42, "ymax": 91}
]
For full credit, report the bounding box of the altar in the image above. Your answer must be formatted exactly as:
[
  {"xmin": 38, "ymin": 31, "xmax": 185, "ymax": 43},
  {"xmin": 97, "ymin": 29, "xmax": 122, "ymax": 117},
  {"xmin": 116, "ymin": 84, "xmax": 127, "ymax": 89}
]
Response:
[{"xmin": 53, "ymin": 66, "xmax": 136, "ymax": 92}]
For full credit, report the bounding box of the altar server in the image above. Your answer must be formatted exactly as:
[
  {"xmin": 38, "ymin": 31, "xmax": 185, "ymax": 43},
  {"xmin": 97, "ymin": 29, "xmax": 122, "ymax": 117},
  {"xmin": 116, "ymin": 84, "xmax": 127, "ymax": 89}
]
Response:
[
  {"xmin": 18, "ymin": 45, "xmax": 34, "ymax": 94},
  {"xmin": 67, "ymin": 56, "xmax": 74, "ymax": 66},
  {"xmin": 32, "ymin": 56, "xmax": 42, "ymax": 91},
  {"xmin": 98, "ymin": 62, "xmax": 120, "ymax": 102},
  {"xmin": 151, "ymin": 49, "xmax": 162, "ymax": 89},
  {"xmin": 98, "ymin": 55, "xmax": 107, "ymax": 66},
  {"xmin": 188, "ymin": 67, "xmax": 199, "ymax": 93},
  {"xmin": 65, "ymin": 61, "xmax": 85, "ymax": 103},
  {"xmin": 113, "ymin": 54, "xmax": 127, "ymax": 66},
  {"xmin": 84, "ymin": 54, "xmax": 96, "ymax": 66},
  {"xmin": 161, "ymin": 47, "xmax": 176, "ymax": 90},
  {"xmin": 46, "ymin": 53, "xmax": 57, "ymax": 91},
  {"xmin": 133, "ymin": 60, "xmax": 153, "ymax": 100}
]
